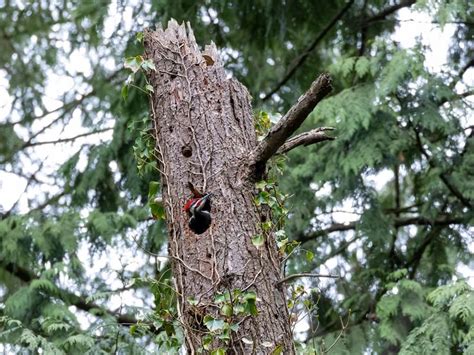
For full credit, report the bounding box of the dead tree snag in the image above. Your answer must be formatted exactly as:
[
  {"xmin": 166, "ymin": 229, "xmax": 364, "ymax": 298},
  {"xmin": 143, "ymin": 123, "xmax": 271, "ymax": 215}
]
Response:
[{"xmin": 143, "ymin": 20, "xmax": 332, "ymax": 354}]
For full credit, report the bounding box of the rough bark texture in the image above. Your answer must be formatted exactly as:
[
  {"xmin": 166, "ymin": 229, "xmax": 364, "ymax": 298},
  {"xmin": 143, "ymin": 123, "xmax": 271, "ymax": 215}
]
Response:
[{"xmin": 144, "ymin": 21, "xmax": 294, "ymax": 354}]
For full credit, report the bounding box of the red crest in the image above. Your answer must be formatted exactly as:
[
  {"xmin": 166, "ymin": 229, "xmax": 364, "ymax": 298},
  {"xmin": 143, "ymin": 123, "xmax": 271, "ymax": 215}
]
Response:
[{"xmin": 184, "ymin": 198, "xmax": 198, "ymax": 212}]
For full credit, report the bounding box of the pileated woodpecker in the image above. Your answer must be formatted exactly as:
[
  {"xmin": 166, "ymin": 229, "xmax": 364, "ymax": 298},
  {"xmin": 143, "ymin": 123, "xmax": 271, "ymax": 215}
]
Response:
[{"xmin": 184, "ymin": 193, "xmax": 212, "ymax": 234}]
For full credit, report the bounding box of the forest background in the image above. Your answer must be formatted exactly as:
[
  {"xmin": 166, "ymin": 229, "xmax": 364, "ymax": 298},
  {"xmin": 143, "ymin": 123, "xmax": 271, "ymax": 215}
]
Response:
[{"xmin": 0, "ymin": 0, "xmax": 473, "ymax": 353}]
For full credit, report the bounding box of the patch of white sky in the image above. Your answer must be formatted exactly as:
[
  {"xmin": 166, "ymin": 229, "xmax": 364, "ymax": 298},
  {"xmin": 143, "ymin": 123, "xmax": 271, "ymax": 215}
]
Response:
[{"xmin": 0, "ymin": 1, "xmax": 472, "ymax": 335}]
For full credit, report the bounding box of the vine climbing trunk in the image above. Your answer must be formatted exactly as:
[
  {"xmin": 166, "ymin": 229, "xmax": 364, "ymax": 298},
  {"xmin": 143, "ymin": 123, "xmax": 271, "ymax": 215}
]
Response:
[{"xmin": 143, "ymin": 20, "xmax": 332, "ymax": 354}]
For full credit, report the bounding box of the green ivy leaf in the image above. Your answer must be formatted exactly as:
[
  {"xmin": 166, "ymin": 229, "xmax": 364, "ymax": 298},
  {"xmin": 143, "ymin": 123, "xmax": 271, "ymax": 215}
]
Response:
[
  {"xmin": 262, "ymin": 221, "xmax": 272, "ymax": 231},
  {"xmin": 214, "ymin": 294, "xmax": 226, "ymax": 304},
  {"xmin": 150, "ymin": 203, "xmax": 165, "ymax": 220},
  {"xmin": 255, "ymin": 180, "xmax": 267, "ymax": 190},
  {"xmin": 243, "ymin": 292, "xmax": 258, "ymax": 316},
  {"xmin": 284, "ymin": 240, "xmax": 300, "ymax": 255},
  {"xmin": 142, "ymin": 59, "xmax": 156, "ymax": 72},
  {"xmin": 124, "ymin": 55, "xmax": 143, "ymax": 73},
  {"xmin": 145, "ymin": 84, "xmax": 154, "ymax": 93},
  {"xmin": 203, "ymin": 316, "xmax": 225, "ymax": 332},
  {"xmin": 274, "ymin": 230, "xmax": 286, "ymax": 239},
  {"xmin": 188, "ymin": 297, "xmax": 198, "ymax": 306},
  {"xmin": 148, "ymin": 181, "xmax": 160, "ymax": 199},
  {"xmin": 126, "ymin": 73, "xmax": 134, "ymax": 85},
  {"xmin": 202, "ymin": 334, "xmax": 212, "ymax": 350},
  {"xmin": 271, "ymin": 344, "xmax": 283, "ymax": 355},
  {"xmin": 251, "ymin": 234, "xmax": 264, "ymax": 248},
  {"xmin": 221, "ymin": 304, "xmax": 233, "ymax": 317},
  {"xmin": 121, "ymin": 84, "xmax": 128, "ymax": 100},
  {"xmin": 148, "ymin": 181, "xmax": 165, "ymax": 219},
  {"xmin": 135, "ymin": 31, "xmax": 144, "ymax": 44}
]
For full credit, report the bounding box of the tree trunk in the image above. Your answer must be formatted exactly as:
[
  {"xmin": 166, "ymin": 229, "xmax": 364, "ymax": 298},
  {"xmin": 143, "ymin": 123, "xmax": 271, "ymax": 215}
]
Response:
[{"xmin": 143, "ymin": 20, "xmax": 332, "ymax": 354}]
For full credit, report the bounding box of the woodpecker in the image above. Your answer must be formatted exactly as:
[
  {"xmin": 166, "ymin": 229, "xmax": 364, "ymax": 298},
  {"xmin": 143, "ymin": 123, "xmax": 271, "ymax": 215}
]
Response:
[{"xmin": 184, "ymin": 193, "xmax": 212, "ymax": 234}]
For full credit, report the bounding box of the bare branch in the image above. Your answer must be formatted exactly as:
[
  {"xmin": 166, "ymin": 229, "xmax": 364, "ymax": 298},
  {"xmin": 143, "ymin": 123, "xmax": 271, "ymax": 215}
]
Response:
[
  {"xmin": 261, "ymin": 0, "xmax": 354, "ymax": 101},
  {"xmin": 459, "ymin": 58, "xmax": 474, "ymax": 79},
  {"xmin": 276, "ymin": 127, "xmax": 335, "ymax": 154},
  {"xmin": 413, "ymin": 127, "xmax": 472, "ymax": 208},
  {"xmin": 2, "ymin": 160, "xmax": 45, "ymax": 218},
  {"xmin": 406, "ymin": 226, "xmax": 442, "ymax": 279},
  {"xmin": 362, "ymin": 0, "xmax": 416, "ymax": 27},
  {"xmin": 24, "ymin": 127, "xmax": 113, "ymax": 148},
  {"xmin": 252, "ymin": 74, "xmax": 332, "ymax": 169},
  {"xmin": 438, "ymin": 90, "xmax": 474, "ymax": 106},
  {"xmin": 296, "ymin": 215, "xmax": 466, "ymax": 243},
  {"xmin": 277, "ymin": 273, "xmax": 340, "ymax": 285},
  {"xmin": 261, "ymin": 0, "xmax": 417, "ymax": 101}
]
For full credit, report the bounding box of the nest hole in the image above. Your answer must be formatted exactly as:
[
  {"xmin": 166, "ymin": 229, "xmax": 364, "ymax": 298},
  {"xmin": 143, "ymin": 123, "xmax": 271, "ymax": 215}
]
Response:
[{"xmin": 182, "ymin": 146, "xmax": 192, "ymax": 157}]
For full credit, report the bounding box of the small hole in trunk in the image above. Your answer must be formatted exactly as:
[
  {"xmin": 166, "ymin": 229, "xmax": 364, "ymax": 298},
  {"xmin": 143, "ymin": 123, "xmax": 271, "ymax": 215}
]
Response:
[{"xmin": 182, "ymin": 146, "xmax": 192, "ymax": 157}]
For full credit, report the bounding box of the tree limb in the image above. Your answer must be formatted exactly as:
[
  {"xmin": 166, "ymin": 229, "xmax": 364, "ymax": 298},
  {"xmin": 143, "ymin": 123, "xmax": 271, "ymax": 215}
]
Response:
[
  {"xmin": 458, "ymin": 58, "xmax": 474, "ymax": 80},
  {"xmin": 406, "ymin": 226, "xmax": 442, "ymax": 279},
  {"xmin": 276, "ymin": 127, "xmax": 335, "ymax": 154},
  {"xmin": 437, "ymin": 90, "xmax": 474, "ymax": 106},
  {"xmin": 252, "ymin": 73, "xmax": 332, "ymax": 169},
  {"xmin": 261, "ymin": 0, "xmax": 354, "ymax": 101},
  {"xmin": 296, "ymin": 215, "xmax": 466, "ymax": 244},
  {"xmin": 362, "ymin": 0, "xmax": 417, "ymax": 27},
  {"xmin": 24, "ymin": 127, "xmax": 113, "ymax": 148},
  {"xmin": 277, "ymin": 273, "xmax": 340, "ymax": 285},
  {"xmin": 261, "ymin": 0, "xmax": 416, "ymax": 101},
  {"xmin": 413, "ymin": 126, "xmax": 472, "ymax": 208}
]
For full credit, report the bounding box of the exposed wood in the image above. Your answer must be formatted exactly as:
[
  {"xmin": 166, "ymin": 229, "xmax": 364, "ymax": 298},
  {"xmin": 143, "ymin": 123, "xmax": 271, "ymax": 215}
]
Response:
[{"xmin": 276, "ymin": 127, "xmax": 334, "ymax": 155}]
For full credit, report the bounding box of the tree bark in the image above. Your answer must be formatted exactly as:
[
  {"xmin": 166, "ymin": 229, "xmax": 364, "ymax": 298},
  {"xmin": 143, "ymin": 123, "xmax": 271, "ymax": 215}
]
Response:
[{"xmin": 143, "ymin": 20, "xmax": 331, "ymax": 354}]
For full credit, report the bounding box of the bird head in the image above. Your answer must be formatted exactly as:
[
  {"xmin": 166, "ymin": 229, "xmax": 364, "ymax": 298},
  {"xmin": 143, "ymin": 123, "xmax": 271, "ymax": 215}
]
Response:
[{"xmin": 184, "ymin": 193, "xmax": 212, "ymax": 215}]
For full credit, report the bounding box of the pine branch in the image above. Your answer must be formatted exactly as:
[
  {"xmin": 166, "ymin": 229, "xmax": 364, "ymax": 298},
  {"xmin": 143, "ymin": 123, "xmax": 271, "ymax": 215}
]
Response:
[
  {"xmin": 3, "ymin": 262, "xmax": 141, "ymax": 327},
  {"xmin": 252, "ymin": 73, "xmax": 332, "ymax": 171},
  {"xmin": 276, "ymin": 127, "xmax": 335, "ymax": 154}
]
